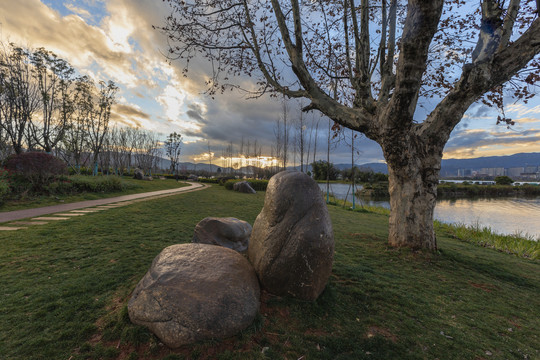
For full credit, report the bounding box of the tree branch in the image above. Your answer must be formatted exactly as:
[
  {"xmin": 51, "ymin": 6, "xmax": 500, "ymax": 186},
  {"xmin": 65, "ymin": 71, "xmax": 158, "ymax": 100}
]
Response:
[
  {"xmin": 472, "ymin": 0, "xmax": 504, "ymax": 63},
  {"xmin": 378, "ymin": 0, "xmax": 397, "ymax": 105},
  {"xmin": 420, "ymin": 17, "xmax": 540, "ymax": 144},
  {"xmin": 291, "ymin": 0, "xmax": 303, "ymax": 55},
  {"xmin": 270, "ymin": 0, "xmax": 374, "ymax": 134},
  {"xmin": 241, "ymin": 0, "xmax": 307, "ymax": 98},
  {"xmin": 384, "ymin": 0, "xmax": 444, "ymax": 126},
  {"xmin": 498, "ymin": 0, "xmax": 521, "ymax": 52}
]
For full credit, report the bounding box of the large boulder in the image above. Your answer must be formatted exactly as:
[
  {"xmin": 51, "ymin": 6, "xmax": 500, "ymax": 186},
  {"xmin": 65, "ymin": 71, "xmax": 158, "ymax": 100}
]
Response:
[
  {"xmin": 193, "ymin": 217, "xmax": 252, "ymax": 253},
  {"xmin": 248, "ymin": 171, "xmax": 334, "ymax": 301},
  {"xmin": 233, "ymin": 181, "xmax": 256, "ymax": 194},
  {"xmin": 128, "ymin": 244, "xmax": 260, "ymax": 348}
]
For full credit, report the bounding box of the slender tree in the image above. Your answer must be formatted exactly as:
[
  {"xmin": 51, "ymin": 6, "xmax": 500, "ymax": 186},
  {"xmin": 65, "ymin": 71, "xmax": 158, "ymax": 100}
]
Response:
[
  {"xmin": 60, "ymin": 76, "xmax": 93, "ymax": 173},
  {"xmin": 165, "ymin": 132, "xmax": 183, "ymax": 177},
  {"xmin": 87, "ymin": 80, "xmax": 118, "ymax": 176},
  {"xmin": 161, "ymin": 0, "xmax": 540, "ymax": 250},
  {"xmin": 0, "ymin": 43, "xmax": 40, "ymax": 154},
  {"xmin": 296, "ymin": 100, "xmax": 307, "ymax": 172},
  {"xmin": 30, "ymin": 48, "xmax": 75, "ymax": 153}
]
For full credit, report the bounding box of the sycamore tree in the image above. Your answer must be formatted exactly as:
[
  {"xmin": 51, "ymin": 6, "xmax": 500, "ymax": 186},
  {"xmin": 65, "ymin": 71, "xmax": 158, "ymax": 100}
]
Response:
[{"xmin": 160, "ymin": 0, "xmax": 540, "ymax": 250}]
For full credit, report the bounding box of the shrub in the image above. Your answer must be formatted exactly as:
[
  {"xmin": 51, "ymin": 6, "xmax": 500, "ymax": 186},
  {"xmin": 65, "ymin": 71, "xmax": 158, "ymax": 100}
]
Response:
[
  {"xmin": 198, "ymin": 177, "xmax": 220, "ymax": 184},
  {"xmin": 161, "ymin": 173, "xmax": 188, "ymax": 181},
  {"xmin": 224, "ymin": 179, "xmax": 237, "ymax": 190},
  {"xmin": 494, "ymin": 175, "xmax": 514, "ymax": 185},
  {"xmin": 44, "ymin": 179, "xmax": 75, "ymax": 195},
  {"xmin": 218, "ymin": 176, "xmax": 236, "ymax": 185},
  {"xmin": 70, "ymin": 175, "xmax": 125, "ymax": 193},
  {"xmin": 224, "ymin": 179, "xmax": 268, "ymax": 191},
  {"xmin": 0, "ymin": 169, "xmax": 11, "ymax": 204},
  {"xmin": 4, "ymin": 152, "xmax": 67, "ymax": 191}
]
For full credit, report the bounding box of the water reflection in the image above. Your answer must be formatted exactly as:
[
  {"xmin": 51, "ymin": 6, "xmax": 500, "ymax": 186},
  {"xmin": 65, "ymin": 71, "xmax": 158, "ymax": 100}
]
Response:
[{"xmin": 319, "ymin": 183, "xmax": 540, "ymax": 240}]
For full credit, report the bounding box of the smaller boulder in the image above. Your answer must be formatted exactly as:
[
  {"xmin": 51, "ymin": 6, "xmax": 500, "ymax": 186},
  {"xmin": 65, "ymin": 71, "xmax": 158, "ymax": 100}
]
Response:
[
  {"xmin": 234, "ymin": 181, "xmax": 256, "ymax": 194},
  {"xmin": 133, "ymin": 168, "xmax": 144, "ymax": 180},
  {"xmin": 128, "ymin": 244, "xmax": 260, "ymax": 348},
  {"xmin": 193, "ymin": 217, "xmax": 252, "ymax": 253}
]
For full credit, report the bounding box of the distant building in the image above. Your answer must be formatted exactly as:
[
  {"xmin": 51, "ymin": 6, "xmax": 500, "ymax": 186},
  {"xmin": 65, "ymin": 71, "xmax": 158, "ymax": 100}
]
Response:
[
  {"xmin": 525, "ymin": 166, "xmax": 538, "ymax": 173},
  {"xmin": 521, "ymin": 173, "xmax": 538, "ymax": 180},
  {"xmin": 480, "ymin": 167, "xmax": 505, "ymax": 177},
  {"xmin": 457, "ymin": 168, "xmax": 472, "ymax": 177},
  {"xmin": 507, "ymin": 167, "xmax": 525, "ymax": 178}
]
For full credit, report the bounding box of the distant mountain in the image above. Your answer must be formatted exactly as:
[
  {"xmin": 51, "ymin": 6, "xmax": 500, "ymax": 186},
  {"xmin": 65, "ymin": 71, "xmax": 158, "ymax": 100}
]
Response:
[
  {"xmin": 333, "ymin": 153, "xmax": 540, "ymax": 177},
  {"xmin": 440, "ymin": 152, "xmax": 540, "ymax": 177},
  {"xmin": 159, "ymin": 152, "xmax": 540, "ymax": 178},
  {"xmin": 333, "ymin": 162, "xmax": 389, "ymax": 174}
]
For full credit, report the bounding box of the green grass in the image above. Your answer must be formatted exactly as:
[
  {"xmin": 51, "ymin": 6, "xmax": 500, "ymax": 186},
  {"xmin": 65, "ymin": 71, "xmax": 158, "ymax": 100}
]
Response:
[
  {"xmin": 0, "ymin": 185, "xmax": 538, "ymax": 359},
  {"xmin": 435, "ymin": 221, "xmax": 540, "ymax": 259},
  {"xmin": 0, "ymin": 176, "xmax": 189, "ymax": 212}
]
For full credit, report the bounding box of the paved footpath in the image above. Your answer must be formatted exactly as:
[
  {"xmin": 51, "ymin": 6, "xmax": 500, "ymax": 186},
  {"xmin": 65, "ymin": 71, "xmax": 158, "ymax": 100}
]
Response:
[{"xmin": 0, "ymin": 182, "xmax": 208, "ymax": 227}]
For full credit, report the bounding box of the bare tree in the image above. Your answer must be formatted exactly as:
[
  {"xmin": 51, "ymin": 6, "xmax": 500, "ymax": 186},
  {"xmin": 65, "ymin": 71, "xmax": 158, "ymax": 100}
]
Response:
[
  {"xmin": 161, "ymin": 0, "xmax": 540, "ymax": 250},
  {"xmin": 165, "ymin": 132, "xmax": 183, "ymax": 178},
  {"xmin": 87, "ymin": 80, "xmax": 118, "ymax": 176},
  {"xmin": 59, "ymin": 76, "xmax": 94, "ymax": 174},
  {"xmin": 133, "ymin": 129, "xmax": 160, "ymax": 175},
  {"xmin": 207, "ymin": 140, "xmax": 213, "ymax": 176},
  {"xmin": 0, "ymin": 43, "xmax": 40, "ymax": 154},
  {"xmin": 296, "ymin": 100, "xmax": 307, "ymax": 172},
  {"xmin": 30, "ymin": 48, "xmax": 75, "ymax": 153}
]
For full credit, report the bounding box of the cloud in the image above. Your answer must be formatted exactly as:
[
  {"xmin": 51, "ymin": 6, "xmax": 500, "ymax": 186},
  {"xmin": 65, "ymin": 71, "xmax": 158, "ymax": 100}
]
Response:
[
  {"xmin": 444, "ymin": 128, "xmax": 540, "ymax": 159},
  {"xmin": 110, "ymin": 103, "xmax": 152, "ymax": 128},
  {"xmin": 64, "ymin": 3, "xmax": 92, "ymax": 20},
  {"xmin": 507, "ymin": 104, "xmax": 540, "ymax": 118}
]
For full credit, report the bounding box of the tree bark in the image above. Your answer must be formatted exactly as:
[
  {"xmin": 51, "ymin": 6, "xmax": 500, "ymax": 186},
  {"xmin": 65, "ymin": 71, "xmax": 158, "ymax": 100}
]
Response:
[{"xmin": 382, "ymin": 136, "xmax": 443, "ymax": 250}]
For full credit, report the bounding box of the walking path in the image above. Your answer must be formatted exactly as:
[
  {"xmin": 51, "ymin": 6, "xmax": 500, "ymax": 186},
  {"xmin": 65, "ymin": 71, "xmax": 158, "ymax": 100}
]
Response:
[{"xmin": 0, "ymin": 182, "xmax": 208, "ymax": 230}]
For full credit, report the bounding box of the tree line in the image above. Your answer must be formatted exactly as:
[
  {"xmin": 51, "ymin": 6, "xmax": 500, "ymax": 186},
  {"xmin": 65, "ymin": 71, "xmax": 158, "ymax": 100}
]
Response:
[{"xmin": 0, "ymin": 41, "xmax": 175, "ymax": 176}]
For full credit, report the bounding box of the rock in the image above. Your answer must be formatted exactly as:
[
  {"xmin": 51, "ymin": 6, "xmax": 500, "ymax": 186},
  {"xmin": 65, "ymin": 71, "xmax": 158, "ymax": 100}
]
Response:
[
  {"xmin": 234, "ymin": 181, "xmax": 256, "ymax": 194},
  {"xmin": 248, "ymin": 171, "xmax": 334, "ymax": 301},
  {"xmin": 128, "ymin": 243, "xmax": 260, "ymax": 348},
  {"xmin": 193, "ymin": 217, "xmax": 252, "ymax": 253},
  {"xmin": 133, "ymin": 168, "xmax": 144, "ymax": 180}
]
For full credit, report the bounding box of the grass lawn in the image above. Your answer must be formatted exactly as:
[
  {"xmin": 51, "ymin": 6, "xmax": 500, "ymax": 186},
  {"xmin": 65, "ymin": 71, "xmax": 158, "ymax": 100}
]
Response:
[
  {"xmin": 0, "ymin": 185, "xmax": 538, "ymax": 359},
  {"xmin": 0, "ymin": 176, "xmax": 189, "ymax": 212}
]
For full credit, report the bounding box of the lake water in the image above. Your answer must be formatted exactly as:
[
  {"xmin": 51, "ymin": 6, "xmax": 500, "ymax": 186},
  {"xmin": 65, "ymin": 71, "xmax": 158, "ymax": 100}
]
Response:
[{"xmin": 319, "ymin": 183, "xmax": 540, "ymax": 240}]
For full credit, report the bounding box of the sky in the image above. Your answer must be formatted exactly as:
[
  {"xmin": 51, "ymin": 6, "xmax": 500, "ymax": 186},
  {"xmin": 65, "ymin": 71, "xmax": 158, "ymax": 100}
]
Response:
[{"xmin": 0, "ymin": 0, "xmax": 539, "ymax": 167}]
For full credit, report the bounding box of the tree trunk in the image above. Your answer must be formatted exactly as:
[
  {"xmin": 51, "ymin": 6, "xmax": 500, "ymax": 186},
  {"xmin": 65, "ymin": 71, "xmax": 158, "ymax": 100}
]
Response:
[{"xmin": 383, "ymin": 140, "xmax": 442, "ymax": 250}]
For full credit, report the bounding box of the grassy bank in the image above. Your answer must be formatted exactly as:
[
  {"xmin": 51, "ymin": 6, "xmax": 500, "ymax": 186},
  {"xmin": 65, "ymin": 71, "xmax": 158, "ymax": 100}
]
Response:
[
  {"xmin": 0, "ymin": 185, "xmax": 538, "ymax": 359},
  {"xmin": 437, "ymin": 183, "xmax": 540, "ymax": 198},
  {"xmin": 0, "ymin": 176, "xmax": 189, "ymax": 212},
  {"xmin": 327, "ymin": 194, "xmax": 540, "ymax": 259}
]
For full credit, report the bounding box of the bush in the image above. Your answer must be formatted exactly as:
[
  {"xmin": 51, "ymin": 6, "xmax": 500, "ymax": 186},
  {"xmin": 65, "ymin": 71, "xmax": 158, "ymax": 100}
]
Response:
[
  {"xmin": 224, "ymin": 179, "xmax": 269, "ymax": 191},
  {"xmin": 198, "ymin": 177, "xmax": 220, "ymax": 184},
  {"xmin": 4, "ymin": 152, "xmax": 67, "ymax": 191},
  {"xmin": 44, "ymin": 179, "xmax": 75, "ymax": 195},
  {"xmin": 494, "ymin": 175, "xmax": 514, "ymax": 185},
  {"xmin": 0, "ymin": 169, "xmax": 11, "ymax": 204},
  {"xmin": 218, "ymin": 176, "xmax": 236, "ymax": 186},
  {"xmin": 161, "ymin": 174, "xmax": 188, "ymax": 181},
  {"xmin": 69, "ymin": 176, "xmax": 125, "ymax": 193}
]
